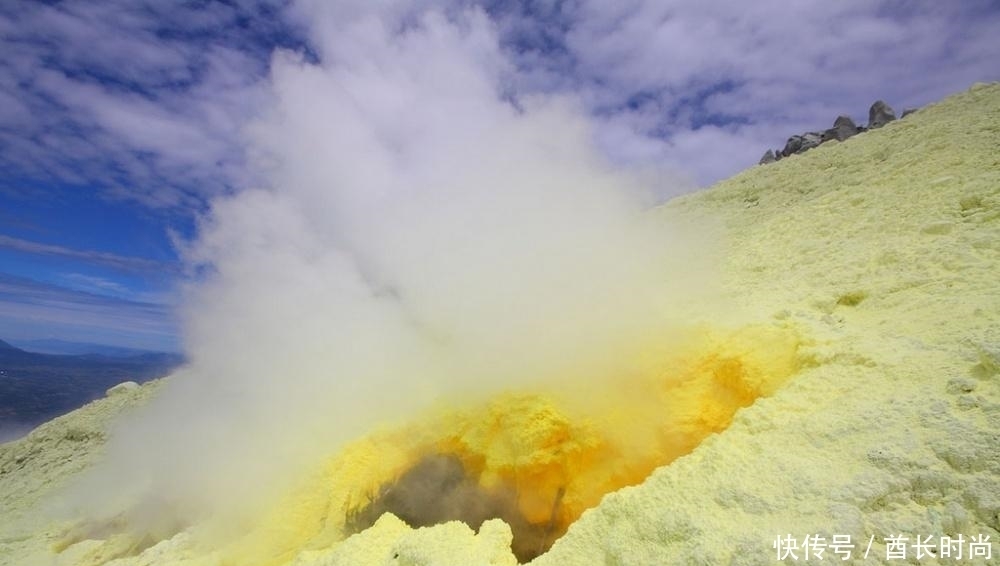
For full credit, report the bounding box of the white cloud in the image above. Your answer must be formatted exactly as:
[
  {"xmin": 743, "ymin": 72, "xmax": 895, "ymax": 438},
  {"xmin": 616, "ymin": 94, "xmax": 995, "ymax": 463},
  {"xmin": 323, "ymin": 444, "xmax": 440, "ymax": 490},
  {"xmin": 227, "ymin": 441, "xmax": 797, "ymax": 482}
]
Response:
[
  {"xmin": 60, "ymin": 273, "xmax": 132, "ymax": 296},
  {"xmin": 72, "ymin": 2, "xmax": 719, "ymax": 530},
  {"xmin": 3, "ymin": 0, "xmax": 998, "ymax": 200},
  {"xmin": 537, "ymin": 0, "xmax": 1000, "ymax": 183},
  {"xmin": 0, "ymin": 0, "xmax": 274, "ymax": 208},
  {"xmin": 39, "ymin": 0, "xmax": 1000, "ymax": 541},
  {"xmin": 0, "ymin": 235, "xmax": 175, "ymax": 273}
]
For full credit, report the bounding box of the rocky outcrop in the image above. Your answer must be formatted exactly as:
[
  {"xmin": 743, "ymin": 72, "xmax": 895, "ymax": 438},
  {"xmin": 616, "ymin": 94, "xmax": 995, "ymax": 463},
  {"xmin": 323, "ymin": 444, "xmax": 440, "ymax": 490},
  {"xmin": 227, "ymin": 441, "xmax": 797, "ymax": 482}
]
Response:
[
  {"xmin": 773, "ymin": 132, "xmax": 822, "ymax": 160},
  {"xmin": 868, "ymin": 100, "xmax": 896, "ymax": 128},
  {"xmin": 824, "ymin": 115, "xmax": 859, "ymax": 142},
  {"xmin": 759, "ymin": 100, "xmax": 911, "ymax": 165}
]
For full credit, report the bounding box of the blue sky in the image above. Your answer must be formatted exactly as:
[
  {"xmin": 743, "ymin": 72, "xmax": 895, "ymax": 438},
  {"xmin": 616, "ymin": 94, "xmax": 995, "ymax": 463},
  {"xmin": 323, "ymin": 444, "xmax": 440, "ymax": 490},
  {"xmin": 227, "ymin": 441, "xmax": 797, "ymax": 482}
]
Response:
[{"xmin": 1, "ymin": 0, "xmax": 999, "ymax": 353}]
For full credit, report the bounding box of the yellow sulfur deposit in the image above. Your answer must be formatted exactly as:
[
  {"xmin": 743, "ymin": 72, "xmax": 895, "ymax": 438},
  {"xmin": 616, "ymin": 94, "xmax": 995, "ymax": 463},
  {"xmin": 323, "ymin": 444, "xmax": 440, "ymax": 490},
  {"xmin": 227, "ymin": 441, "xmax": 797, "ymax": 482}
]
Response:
[
  {"xmin": 211, "ymin": 324, "xmax": 803, "ymax": 565},
  {"xmin": 2, "ymin": 82, "xmax": 999, "ymax": 566}
]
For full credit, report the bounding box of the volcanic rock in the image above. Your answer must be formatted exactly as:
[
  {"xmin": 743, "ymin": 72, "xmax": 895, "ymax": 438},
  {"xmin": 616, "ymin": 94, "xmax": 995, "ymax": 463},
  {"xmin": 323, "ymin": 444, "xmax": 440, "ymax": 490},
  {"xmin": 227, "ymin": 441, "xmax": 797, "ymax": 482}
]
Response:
[
  {"xmin": 760, "ymin": 100, "xmax": 900, "ymax": 165},
  {"xmin": 823, "ymin": 115, "xmax": 860, "ymax": 142},
  {"xmin": 868, "ymin": 99, "xmax": 896, "ymax": 128}
]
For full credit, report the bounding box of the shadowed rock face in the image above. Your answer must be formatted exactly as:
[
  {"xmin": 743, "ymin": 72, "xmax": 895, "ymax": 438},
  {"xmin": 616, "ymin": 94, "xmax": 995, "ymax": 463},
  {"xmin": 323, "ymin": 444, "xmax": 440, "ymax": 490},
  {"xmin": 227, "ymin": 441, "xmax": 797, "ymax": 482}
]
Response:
[
  {"xmin": 868, "ymin": 100, "xmax": 897, "ymax": 128},
  {"xmin": 345, "ymin": 454, "xmax": 562, "ymax": 563},
  {"xmin": 759, "ymin": 99, "xmax": 908, "ymax": 165},
  {"xmin": 825, "ymin": 115, "xmax": 859, "ymax": 142}
]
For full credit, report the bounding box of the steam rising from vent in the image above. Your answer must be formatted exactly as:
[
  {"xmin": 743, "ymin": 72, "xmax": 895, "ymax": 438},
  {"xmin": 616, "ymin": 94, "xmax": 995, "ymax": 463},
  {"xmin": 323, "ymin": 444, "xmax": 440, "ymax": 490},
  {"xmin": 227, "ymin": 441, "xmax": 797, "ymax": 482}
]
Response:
[{"xmin": 63, "ymin": 3, "xmax": 718, "ymax": 533}]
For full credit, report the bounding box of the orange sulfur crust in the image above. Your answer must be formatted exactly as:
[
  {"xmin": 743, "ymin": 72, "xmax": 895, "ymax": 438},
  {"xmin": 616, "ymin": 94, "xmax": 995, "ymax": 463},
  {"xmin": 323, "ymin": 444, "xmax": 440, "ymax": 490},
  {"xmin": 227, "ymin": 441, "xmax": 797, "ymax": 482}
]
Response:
[{"xmin": 218, "ymin": 323, "xmax": 803, "ymax": 565}]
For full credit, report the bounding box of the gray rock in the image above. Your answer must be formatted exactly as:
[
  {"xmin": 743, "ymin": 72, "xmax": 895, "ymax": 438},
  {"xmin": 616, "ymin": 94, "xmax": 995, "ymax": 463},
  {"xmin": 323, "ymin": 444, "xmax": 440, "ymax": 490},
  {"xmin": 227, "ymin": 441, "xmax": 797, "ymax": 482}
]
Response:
[
  {"xmin": 800, "ymin": 132, "xmax": 823, "ymax": 152},
  {"xmin": 760, "ymin": 100, "xmax": 897, "ymax": 166},
  {"xmin": 833, "ymin": 115, "xmax": 856, "ymax": 129},
  {"xmin": 782, "ymin": 132, "xmax": 823, "ymax": 157},
  {"xmin": 830, "ymin": 115, "xmax": 859, "ymax": 141},
  {"xmin": 868, "ymin": 100, "xmax": 896, "ymax": 128},
  {"xmin": 901, "ymin": 107, "xmax": 918, "ymax": 118},
  {"xmin": 782, "ymin": 135, "xmax": 803, "ymax": 157}
]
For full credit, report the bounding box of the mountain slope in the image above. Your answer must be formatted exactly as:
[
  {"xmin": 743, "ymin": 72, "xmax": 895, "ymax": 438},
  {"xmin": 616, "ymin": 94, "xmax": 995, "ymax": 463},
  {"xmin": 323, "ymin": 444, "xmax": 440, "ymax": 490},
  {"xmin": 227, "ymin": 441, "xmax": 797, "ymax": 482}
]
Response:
[
  {"xmin": 325, "ymin": 81, "xmax": 1000, "ymax": 565},
  {"xmin": 532, "ymin": 82, "xmax": 1000, "ymax": 565},
  {"xmin": 9, "ymin": 339, "xmax": 178, "ymax": 358},
  {"xmin": 0, "ymin": 340, "xmax": 182, "ymax": 440},
  {"xmin": 0, "ymin": 82, "xmax": 997, "ymax": 565}
]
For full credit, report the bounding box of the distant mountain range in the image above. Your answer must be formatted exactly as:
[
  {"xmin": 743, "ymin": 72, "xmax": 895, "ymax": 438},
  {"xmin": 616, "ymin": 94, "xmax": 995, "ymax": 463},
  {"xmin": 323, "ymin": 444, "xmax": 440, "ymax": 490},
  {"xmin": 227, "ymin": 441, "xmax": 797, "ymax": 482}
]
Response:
[
  {"xmin": 0, "ymin": 338, "xmax": 184, "ymax": 442},
  {"xmin": 8, "ymin": 338, "xmax": 181, "ymax": 358}
]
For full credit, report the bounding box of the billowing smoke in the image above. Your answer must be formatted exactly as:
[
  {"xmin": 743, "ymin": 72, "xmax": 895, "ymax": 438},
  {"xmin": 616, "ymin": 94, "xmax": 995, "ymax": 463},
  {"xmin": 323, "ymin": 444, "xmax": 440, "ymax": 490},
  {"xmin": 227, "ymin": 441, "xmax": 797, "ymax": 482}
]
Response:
[{"xmin": 62, "ymin": 2, "xmax": 719, "ymax": 537}]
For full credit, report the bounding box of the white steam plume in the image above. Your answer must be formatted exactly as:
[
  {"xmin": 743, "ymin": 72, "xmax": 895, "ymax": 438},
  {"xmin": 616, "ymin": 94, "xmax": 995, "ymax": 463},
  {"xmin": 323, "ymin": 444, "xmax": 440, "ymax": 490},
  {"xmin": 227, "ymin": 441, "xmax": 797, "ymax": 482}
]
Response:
[{"xmin": 65, "ymin": 3, "xmax": 718, "ymax": 528}]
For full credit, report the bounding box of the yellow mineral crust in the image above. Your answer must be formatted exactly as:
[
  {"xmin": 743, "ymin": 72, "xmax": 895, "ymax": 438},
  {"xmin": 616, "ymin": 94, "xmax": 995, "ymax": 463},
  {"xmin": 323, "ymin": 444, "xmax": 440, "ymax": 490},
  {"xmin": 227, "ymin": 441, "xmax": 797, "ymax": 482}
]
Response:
[
  {"xmin": 2, "ymin": 83, "xmax": 999, "ymax": 566},
  {"xmin": 211, "ymin": 324, "xmax": 802, "ymax": 565}
]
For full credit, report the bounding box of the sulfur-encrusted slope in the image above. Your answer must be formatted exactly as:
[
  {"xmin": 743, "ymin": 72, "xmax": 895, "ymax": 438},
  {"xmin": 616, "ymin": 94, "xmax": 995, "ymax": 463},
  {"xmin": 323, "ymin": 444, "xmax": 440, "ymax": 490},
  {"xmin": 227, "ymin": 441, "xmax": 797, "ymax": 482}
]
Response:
[
  {"xmin": 2, "ymin": 83, "xmax": 999, "ymax": 566},
  {"xmin": 532, "ymin": 82, "xmax": 1000, "ymax": 565}
]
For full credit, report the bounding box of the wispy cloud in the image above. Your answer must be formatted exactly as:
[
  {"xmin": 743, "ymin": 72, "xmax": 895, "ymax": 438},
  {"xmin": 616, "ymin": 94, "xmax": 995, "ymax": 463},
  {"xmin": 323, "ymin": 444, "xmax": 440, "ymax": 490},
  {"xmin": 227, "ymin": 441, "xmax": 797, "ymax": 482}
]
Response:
[
  {"xmin": 0, "ymin": 0, "xmax": 287, "ymax": 208},
  {"xmin": 58, "ymin": 272, "xmax": 176, "ymax": 307},
  {"xmin": 0, "ymin": 234, "xmax": 176, "ymax": 274},
  {"xmin": 60, "ymin": 272, "xmax": 132, "ymax": 296},
  {"xmin": 2, "ymin": 0, "xmax": 998, "ymax": 199},
  {"xmin": 0, "ymin": 273, "xmax": 179, "ymax": 352},
  {"xmin": 495, "ymin": 1, "xmax": 1000, "ymax": 185}
]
